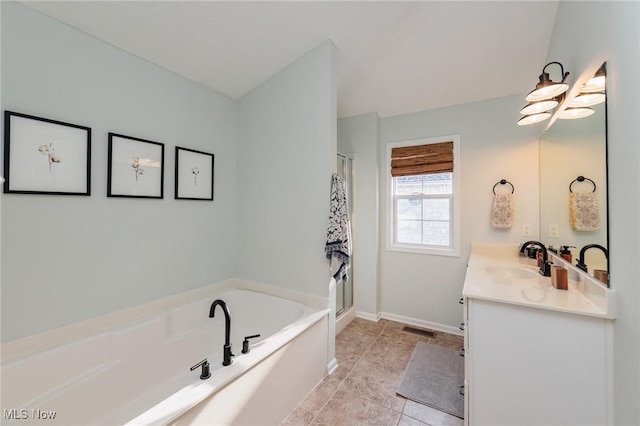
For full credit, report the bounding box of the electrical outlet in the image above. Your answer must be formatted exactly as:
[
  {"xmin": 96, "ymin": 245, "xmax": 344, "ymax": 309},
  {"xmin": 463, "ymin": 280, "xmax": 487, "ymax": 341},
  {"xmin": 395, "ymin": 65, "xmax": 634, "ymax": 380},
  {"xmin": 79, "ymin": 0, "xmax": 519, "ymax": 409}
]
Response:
[
  {"xmin": 522, "ymin": 223, "xmax": 532, "ymax": 236},
  {"xmin": 549, "ymin": 224, "xmax": 560, "ymax": 238}
]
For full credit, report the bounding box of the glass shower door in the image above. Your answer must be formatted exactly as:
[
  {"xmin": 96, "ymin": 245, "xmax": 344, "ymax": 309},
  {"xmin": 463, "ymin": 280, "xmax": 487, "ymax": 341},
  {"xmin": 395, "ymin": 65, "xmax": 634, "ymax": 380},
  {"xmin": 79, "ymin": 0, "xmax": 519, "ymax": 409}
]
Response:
[{"xmin": 336, "ymin": 154, "xmax": 354, "ymax": 316}]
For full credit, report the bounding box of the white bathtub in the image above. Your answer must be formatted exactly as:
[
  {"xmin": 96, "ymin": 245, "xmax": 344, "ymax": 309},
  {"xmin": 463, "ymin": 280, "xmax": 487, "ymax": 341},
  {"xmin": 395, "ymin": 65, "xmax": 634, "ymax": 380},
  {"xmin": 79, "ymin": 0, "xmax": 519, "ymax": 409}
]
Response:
[{"xmin": 1, "ymin": 280, "xmax": 330, "ymax": 425}]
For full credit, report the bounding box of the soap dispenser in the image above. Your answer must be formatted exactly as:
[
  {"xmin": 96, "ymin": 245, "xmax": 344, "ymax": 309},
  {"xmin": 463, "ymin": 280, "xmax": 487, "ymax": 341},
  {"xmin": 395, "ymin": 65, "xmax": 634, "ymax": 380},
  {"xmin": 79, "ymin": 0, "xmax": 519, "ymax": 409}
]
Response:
[{"xmin": 560, "ymin": 246, "xmax": 576, "ymax": 262}]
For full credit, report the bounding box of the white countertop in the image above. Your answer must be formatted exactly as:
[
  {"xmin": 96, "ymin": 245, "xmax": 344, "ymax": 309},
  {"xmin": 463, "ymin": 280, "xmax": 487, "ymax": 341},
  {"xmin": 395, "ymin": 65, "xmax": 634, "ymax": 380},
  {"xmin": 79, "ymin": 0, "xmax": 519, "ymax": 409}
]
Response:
[{"xmin": 462, "ymin": 242, "xmax": 616, "ymax": 319}]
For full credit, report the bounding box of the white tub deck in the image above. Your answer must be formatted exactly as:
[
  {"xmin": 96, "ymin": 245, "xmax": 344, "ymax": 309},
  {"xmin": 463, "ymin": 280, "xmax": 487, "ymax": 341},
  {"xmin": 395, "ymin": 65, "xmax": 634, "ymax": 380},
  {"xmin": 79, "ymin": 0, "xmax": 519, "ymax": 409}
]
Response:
[{"xmin": 1, "ymin": 279, "xmax": 330, "ymax": 426}]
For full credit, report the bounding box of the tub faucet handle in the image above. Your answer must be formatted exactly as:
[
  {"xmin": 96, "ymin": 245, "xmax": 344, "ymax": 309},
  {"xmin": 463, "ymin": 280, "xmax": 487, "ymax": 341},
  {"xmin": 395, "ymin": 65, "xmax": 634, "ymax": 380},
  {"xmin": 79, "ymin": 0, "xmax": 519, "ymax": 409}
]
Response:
[
  {"xmin": 190, "ymin": 359, "xmax": 211, "ymax": 380},
  {"xmin": 242, "ymin": 334, "xmax": 261, "ymax": 354}
]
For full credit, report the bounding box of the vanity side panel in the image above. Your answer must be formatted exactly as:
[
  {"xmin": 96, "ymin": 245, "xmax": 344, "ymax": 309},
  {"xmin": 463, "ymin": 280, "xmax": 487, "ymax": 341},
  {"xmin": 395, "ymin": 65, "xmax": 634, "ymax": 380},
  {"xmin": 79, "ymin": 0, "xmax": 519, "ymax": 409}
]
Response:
[{"xmin": 462, "ymin": 297, "xmax": 470, "ymax": 426}]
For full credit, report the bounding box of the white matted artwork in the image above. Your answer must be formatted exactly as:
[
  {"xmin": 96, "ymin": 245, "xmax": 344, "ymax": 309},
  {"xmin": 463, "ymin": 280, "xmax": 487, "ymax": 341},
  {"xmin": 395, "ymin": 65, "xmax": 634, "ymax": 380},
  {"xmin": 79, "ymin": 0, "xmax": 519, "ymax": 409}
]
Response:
[
  {"xmin": 175, "ymin": 146, "xmax": 214, "ymax": 200},
  {"xmin": 107, "ymin": 133, "xmax": 164, "ymax": 198},
  {"xmin": 3, "ymin": 111, "xmax": 91, "ymax": 195}
]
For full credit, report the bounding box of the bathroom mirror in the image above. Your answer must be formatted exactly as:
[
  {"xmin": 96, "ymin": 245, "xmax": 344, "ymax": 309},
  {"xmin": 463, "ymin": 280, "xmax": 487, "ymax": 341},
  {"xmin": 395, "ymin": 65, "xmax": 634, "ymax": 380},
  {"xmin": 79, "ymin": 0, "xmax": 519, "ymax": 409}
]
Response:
[{"xmin": 539, "ymin": 63, "xmax": 608, "ymax": 281}]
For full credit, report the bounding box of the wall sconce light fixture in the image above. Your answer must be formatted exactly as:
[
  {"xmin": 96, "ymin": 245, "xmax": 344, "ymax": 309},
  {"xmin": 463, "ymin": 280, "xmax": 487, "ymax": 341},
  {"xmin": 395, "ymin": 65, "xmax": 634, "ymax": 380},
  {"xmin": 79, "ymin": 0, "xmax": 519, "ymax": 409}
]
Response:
[
  {"xmin": 566, "ymin": 92, "xmax": 606, "ymax": 108},
  {"xmin": 518, "ymin": 112, "xmax": 552, "ymax": 125},
  {"xmin": 558, "ymin": 107, "xmax": 595, "ymax": 120},
  {"xmin": 518, "ymin": 62, "xmax": 606, "ymax": 125},
  {"xmin": 581, "ymin": 63, "xmax": 606, "ymax": 93},
  {"xmin": 520, "ymin": 98, "xmax": 559, "ymax": 115},
  {"xmin": 518, "ymin": 61, "xmax": 570, "ymax": 126},
  {"xmin": 559, "ymin": 63, "xmax": 606, "ymax": 120},
  {"xmin": 525, "ymin": 62, "xmax": 570, "ymax": 101}
]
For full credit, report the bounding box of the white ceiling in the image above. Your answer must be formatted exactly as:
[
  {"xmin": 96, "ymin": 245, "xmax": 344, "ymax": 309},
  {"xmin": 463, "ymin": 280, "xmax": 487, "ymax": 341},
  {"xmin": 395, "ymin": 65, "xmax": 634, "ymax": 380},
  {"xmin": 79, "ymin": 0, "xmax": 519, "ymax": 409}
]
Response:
[{"xmin": 23, "ymin": 1, "xmax": 559, "ymax": 118}]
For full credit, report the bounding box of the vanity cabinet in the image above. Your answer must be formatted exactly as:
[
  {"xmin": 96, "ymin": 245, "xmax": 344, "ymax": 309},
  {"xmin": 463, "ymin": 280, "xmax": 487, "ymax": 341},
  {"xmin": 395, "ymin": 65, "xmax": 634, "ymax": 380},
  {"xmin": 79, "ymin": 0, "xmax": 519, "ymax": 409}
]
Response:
[
  {"xmin": 462, "ymin": 243, "xmax": 616, "ymax": 426},
  {"xmin": 463, "ymin": 296, "xmax": 613, "ymax": 426}
]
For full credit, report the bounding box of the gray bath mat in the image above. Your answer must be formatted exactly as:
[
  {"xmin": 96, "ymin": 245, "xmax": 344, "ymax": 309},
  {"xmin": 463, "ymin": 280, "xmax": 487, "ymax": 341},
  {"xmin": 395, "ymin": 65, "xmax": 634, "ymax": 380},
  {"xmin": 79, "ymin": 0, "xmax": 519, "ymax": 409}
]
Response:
[{"xmin": 396, "ymin": 342, "xmax": 464, "ymax": 418}]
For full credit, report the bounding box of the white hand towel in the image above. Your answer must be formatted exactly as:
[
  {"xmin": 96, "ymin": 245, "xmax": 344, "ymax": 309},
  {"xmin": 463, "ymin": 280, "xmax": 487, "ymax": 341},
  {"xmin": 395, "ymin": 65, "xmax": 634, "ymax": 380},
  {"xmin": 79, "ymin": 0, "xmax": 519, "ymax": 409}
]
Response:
[
  {"xmin": 325, "ymin": 174, "xmax": 352, "ymax": 283},
  {"xmin": 570, "ymin": 192, "xmax": 600, "ymax": 231},
  {"xmin": 491, "ymin": 193, "xmax": 514, "ymax": 228}
]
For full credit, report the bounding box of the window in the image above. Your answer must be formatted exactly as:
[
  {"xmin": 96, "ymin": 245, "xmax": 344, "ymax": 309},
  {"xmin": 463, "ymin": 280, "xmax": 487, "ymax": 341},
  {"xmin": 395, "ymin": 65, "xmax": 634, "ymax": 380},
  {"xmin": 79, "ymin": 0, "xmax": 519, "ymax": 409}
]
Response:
[{"xmin": 387, "ymin": 136, "xmax": 460, "ymax": 257}]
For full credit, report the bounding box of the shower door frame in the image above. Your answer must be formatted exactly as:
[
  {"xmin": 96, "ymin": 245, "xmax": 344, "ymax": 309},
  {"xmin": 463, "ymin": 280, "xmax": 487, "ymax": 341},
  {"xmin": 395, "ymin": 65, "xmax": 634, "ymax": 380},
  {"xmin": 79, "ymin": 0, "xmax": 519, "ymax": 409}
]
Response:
[{"xmin": 336, "ymin": 153, "xmax": 355, "ymax": 317}]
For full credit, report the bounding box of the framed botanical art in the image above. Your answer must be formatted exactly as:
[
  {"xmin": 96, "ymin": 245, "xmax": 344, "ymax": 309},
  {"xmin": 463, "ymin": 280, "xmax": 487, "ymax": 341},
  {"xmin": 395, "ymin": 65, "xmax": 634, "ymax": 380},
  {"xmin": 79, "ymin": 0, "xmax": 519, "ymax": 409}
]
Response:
[
  {"xmin": 175, "ymin": 146, "xmax": 214, "ymax": 201},
  {"xmin": 3, "ymin": 110, "xmax": 91, "ymax": 195},
  {"xmin": 107, "ymin": 133, "xmax": 164, "ymax": 198}
]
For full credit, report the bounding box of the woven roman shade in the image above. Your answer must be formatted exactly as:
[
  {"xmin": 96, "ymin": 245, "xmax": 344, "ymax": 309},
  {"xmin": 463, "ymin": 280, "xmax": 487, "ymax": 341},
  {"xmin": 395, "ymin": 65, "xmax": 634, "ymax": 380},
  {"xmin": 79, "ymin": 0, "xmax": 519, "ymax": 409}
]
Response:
[{"xmin": 391, "ymin": 142, "xmax": 454, "ymax": 177}]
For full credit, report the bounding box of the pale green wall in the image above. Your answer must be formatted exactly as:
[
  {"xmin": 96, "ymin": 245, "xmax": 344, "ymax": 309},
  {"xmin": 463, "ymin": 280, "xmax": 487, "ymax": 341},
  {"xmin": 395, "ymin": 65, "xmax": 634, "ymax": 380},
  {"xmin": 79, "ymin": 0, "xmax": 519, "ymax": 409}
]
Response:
[
  {"xmin": 2, "ymin": 2, "xmax": 236, "ymax": 341},
  {"xmin": 1, "ymin": 4, "xmax": 338, "ymax": 342},
  {"xmin": 338, "ymin": 95, "xmax": 542, "ymax": 329},
  {"xmin": 237, "ymin": 41, "xmax": 336, "ymax": 297},
  {"xmin": 378, "ymin": 95, "xmax": 541, "ymax": 329},
  {"xmin": 1, "ymin": 2, "xmax": 239, "ymax": 341},
  {"xmin": 337, "ymin": 112, "xmax": 380, "ymax": 315}
]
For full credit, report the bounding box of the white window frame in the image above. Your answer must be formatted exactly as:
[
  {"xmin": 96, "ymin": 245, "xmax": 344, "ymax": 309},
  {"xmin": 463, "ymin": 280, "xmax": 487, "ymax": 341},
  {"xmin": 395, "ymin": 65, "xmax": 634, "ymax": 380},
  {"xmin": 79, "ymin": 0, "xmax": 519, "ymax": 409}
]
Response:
[{"xmin": 386, "ymin": 135, "xmax": 461, "ymax": 257}]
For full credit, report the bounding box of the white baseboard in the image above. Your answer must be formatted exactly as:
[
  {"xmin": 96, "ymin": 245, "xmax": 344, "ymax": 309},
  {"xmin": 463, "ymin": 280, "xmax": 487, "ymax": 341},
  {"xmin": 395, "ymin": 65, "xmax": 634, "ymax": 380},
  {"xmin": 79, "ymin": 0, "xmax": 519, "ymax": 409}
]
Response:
[
  {"xmin": 327, "ymin": 357, "xmax": 338, "ymax": 375},
  {"xmin": 336, "ymin": 307, "xmax": 356, "ymax": 335},
  {"xmin": 350, "ymin": 310, "xmax": 462, "ymax": 337},
  {"xmin": 379, "ymin": 311, "xmax": 463, "ymax": 336},
  {"xmin": 355, "ymin": 311, "xmax": 381, "ymax": 322}
]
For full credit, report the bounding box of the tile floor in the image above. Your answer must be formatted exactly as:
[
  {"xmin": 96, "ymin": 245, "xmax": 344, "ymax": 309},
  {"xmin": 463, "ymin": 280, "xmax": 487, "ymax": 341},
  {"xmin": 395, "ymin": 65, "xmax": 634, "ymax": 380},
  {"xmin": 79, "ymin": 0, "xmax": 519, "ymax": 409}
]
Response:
[{"xmin": 283, "ymin": 318, "xmax": 465, "ymax": 426}]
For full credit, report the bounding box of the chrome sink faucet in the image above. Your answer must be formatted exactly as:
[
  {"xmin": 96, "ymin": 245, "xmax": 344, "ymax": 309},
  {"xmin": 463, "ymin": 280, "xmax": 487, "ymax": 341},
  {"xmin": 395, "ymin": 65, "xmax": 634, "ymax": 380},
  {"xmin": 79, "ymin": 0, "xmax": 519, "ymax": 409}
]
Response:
[
  {"xmin": 209, "ymin": 299, "xmax": 234, "ymax": 366},
  {"xmin": 520, "ymin": 241, "xmax": 551, "ymax": 277}
]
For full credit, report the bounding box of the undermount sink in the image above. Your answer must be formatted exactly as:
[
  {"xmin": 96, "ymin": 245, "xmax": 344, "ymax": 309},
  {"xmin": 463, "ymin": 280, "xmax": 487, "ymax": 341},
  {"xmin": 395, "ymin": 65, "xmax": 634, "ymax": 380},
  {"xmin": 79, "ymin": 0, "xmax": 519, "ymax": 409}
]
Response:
[{"xmin": 484, "ymin": 265, "xmax": 538, "ymax": 279}]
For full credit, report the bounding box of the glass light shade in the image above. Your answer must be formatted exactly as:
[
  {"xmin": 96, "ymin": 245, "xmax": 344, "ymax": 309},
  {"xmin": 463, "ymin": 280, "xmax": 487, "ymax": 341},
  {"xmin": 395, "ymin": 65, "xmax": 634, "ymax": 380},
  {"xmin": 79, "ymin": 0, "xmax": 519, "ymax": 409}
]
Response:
[
  {"xmin": 525, "ymin": 82, "xmax": 569, "ymax": 102},
  {"xmin": 517, "ymin": 112, "xmax": 551, "ymax": 126},
  {"xmin": 520, "ymin": 99, "xmax": 558, "ymax": 115},
  {"xmin": 567, "ymin": 93, "xmax": 605, "ymax": 108},
  {"xmin": 581, "ymin": 75, "xmax": 606, "ymax": 93},
  {"xmin": 558, "ymin": 107, "xmax": 594, "ymax": 119}
]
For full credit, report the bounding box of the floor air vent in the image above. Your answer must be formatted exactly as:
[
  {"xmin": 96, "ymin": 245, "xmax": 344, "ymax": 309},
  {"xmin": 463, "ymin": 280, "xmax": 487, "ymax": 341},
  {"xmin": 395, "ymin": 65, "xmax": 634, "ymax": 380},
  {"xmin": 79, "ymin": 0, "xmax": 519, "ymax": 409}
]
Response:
[{"xmin": 401, "ymin": 326, "xmax": 436, "ymax": 338}]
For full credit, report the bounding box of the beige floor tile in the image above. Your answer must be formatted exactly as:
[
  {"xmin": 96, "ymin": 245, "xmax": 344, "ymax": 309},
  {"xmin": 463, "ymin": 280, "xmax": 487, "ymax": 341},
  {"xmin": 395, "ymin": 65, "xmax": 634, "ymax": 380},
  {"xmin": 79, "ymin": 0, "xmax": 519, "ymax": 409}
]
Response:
[
  {"xmin": 361, "ymin": 347, "xmax": 408, "ymax": 377},
  {"xmin": 312, "ymin": 386, "xmax": 402, "ymax": 426},
  {"xmin": 323, "ymin": 361, "xmax": 352, "ymax": 387},
  {"xmin": 402, "ymin": 400, "xmax": 463, "ymax": 426},
  {"xmin": 429, "ymin": 333, "xmax": 464, "ymax": 351},
  {"xmin": 345, "ymin": 317, "xmax": 388, "ymax": 336},
  {"xmin": 283, "ymin": 318, "xmax": 466, "ymax": 426},
  {"xmin": 381, "ymin": 320, "xmax": 406, "ymax": 332},
  {"xmin": 336, "ymin": 327, "xmax": 378, "ymax": 353},
  {"xmin": 365, "ymin": 336, "xmax": 415, "ymax": 366},
  {"xmin": 336, "ymin": 336, "xmax": 368, "ymax": 359},
  {"xmin": 324, "ymin": 349, "xmax": 362, "ymax": 387},
  {"xmin": 282, "ymin": 381, "xmax": 338, "ymax": 426},
  {"xmin": 377, "ymin": 327, "xmax": 432, "ymax": 349},
  {"xmin": 342, "ymin": 355, "xmax": 407, "ymax": 412}
]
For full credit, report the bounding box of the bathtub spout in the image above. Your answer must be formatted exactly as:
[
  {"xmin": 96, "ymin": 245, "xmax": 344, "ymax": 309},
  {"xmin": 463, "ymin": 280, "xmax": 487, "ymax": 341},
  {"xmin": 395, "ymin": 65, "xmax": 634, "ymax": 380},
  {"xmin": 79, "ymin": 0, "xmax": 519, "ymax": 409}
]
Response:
[{"xmin": 209, "ymin": 299, "xmax": 234, "ymax": 366}]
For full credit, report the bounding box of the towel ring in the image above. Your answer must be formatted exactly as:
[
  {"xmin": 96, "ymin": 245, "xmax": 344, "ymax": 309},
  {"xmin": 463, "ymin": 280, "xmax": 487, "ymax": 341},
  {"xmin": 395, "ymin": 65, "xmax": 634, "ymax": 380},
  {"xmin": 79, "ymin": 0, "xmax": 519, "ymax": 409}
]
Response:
[
  {"xmin": 569, "ymin": 176, "xmax": 596, "ymax": 193},
  {"xmin": 493, "ymin": 179, "xmax": 514, "ymax": 195}
]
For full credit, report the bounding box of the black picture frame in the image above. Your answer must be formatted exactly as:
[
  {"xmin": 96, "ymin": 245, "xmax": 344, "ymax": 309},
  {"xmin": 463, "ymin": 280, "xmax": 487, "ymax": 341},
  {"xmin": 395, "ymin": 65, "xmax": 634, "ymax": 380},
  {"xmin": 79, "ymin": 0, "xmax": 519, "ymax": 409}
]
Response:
[
  {"xmin": 3, "ymin": 110, "xmax": 91, "ymax": 195},
  {"xmin": 107, "ymin": 133, "xmax": 164, "ymax": 199},
  {"xmin": 175, "ymin": 146, "xmax": 214, "ymax": 201}
]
